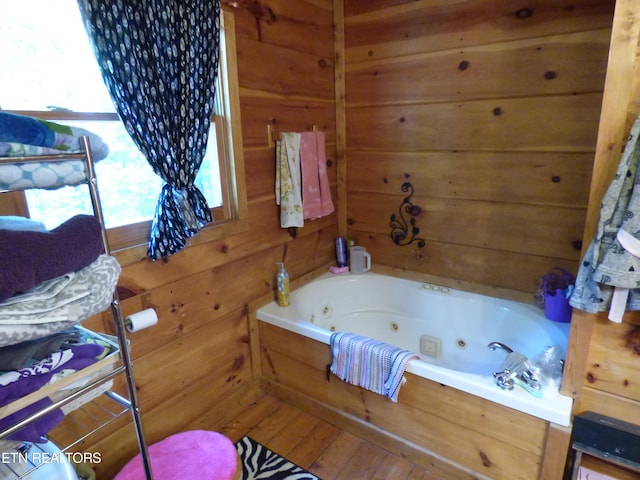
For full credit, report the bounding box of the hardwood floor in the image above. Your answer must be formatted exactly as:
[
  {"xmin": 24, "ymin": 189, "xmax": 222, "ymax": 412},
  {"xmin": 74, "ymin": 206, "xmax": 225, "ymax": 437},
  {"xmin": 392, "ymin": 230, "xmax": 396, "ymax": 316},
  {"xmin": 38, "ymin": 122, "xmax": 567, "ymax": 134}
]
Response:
[{"xmin": 220, "ymin": 393, "xmax": 437, "ymax": 480}]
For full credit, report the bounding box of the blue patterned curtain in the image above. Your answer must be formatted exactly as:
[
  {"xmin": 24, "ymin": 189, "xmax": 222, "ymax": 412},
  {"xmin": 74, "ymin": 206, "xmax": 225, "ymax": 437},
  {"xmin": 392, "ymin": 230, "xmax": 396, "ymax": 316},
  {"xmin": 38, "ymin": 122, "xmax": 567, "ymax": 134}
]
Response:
[{"xmin": 77, "ymin": 0, "xmax": 221, "ymax": 259}]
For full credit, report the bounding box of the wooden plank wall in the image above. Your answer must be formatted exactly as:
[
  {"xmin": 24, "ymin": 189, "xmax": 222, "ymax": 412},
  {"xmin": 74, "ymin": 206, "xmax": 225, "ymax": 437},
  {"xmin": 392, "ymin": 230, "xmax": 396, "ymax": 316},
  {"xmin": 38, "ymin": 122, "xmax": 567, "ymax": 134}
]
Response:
[
  {"xmin": 7, "ymin": 0, "xmax": 640, "ymax": 477},
  {"xmin": 42, "ymin": 2, "xmax": 340, "ymax": 477},
  {"xmin": 563, "ymin": 1, "xmax": 640, "ymax": 477},
  {"xmin": 343, "ymin": 0, "xmax": 616, "ymax": 295}
]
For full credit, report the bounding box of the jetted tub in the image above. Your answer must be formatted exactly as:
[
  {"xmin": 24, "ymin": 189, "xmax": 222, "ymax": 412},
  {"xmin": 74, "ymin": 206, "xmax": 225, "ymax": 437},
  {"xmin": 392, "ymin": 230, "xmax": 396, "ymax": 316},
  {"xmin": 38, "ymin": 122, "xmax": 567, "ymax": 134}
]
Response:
[{"xmin": 257, "ymin": 272, "xmax": 573, "ymax": 426}]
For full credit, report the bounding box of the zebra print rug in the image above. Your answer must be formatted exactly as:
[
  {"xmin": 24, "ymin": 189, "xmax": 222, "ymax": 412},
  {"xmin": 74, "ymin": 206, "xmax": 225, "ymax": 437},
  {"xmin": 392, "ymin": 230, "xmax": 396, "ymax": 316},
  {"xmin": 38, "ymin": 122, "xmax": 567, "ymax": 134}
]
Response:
[{"xmin": 235, "ymin": 436, "xmax": 320, "ymax": 480}]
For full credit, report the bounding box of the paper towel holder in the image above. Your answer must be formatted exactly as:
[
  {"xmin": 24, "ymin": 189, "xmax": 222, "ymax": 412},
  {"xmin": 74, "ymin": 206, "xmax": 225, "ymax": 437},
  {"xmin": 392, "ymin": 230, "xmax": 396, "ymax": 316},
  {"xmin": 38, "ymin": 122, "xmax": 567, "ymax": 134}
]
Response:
[{"xmin": 141, "ymin": 293, "xmax": 159, "ymax": 315}]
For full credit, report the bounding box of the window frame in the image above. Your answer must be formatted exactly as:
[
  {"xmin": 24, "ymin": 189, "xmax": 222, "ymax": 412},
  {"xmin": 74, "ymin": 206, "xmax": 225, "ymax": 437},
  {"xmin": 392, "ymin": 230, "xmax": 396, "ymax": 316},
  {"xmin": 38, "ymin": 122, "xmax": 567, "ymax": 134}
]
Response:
[{"xmin": 1, "ymin": 9, "xmax": 248, "ymax": 263}]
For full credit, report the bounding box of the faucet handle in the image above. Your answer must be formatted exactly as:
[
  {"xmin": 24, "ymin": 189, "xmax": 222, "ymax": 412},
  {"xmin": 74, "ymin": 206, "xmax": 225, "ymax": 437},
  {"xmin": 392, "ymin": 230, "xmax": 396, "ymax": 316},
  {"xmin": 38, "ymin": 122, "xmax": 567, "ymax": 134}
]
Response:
[
  {"xmin": 493, "ymin": 370, "xmax": 516, "ymax": 390},
  {"xmin": 521, "ymin": 369, "xmax": 541, "ymax": 390},
  {"xmin": 499, "ymin": 351, "xmax": 528, "ymax": 374}
]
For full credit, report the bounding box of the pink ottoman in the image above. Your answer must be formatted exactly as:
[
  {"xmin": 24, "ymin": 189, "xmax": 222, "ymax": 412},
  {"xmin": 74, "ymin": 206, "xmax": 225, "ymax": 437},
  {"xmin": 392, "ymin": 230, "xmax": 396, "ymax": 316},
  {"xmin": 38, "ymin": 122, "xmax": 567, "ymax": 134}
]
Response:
[{"xmin": 114, "ymin": 430, "xmax": 239, "ymax": 480}]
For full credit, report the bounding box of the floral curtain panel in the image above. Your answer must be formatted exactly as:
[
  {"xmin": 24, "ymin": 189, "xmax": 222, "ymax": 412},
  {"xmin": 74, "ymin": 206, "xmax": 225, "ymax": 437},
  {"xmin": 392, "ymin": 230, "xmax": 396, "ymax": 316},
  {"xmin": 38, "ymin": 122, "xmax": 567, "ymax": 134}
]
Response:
[{"xmin": 77, "ymin": 0, "xmax": 221, "ymax": 259}]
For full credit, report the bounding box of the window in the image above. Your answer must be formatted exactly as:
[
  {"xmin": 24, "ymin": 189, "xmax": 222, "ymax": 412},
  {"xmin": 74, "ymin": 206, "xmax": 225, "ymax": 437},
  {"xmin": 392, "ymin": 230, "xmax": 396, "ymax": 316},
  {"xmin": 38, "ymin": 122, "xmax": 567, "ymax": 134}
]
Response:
[{"xmin": 0, "ymin": 1, "xmax": 247, "ymax": 255}]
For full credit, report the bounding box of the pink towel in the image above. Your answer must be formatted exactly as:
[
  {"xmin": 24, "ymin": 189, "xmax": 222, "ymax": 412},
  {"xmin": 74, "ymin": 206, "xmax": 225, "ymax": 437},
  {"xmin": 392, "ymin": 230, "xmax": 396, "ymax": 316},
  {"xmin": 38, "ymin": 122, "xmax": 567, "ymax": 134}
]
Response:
[{"xmin": 300, "ymin": 131, "xmax": 334, "ymax": 219}]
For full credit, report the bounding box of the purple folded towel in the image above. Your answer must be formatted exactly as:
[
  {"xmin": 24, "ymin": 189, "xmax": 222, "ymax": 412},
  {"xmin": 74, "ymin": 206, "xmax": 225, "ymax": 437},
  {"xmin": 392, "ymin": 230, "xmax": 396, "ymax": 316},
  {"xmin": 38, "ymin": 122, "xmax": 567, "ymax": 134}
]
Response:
[
  {"xmin": 0, "ymin": 215, "xmax": 103, "ymax": 302},
  {"xmin": 0, "ymin": 343, "xmax": 105, "ymax": 442}
]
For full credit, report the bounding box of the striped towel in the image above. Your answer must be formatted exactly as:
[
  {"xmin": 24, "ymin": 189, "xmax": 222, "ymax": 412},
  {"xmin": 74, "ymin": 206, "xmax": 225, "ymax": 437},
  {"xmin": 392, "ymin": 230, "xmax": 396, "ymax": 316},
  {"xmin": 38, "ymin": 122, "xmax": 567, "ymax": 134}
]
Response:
[{"xmin": 329, "ymin": 332, "xmax": 419, "ymax": 402}]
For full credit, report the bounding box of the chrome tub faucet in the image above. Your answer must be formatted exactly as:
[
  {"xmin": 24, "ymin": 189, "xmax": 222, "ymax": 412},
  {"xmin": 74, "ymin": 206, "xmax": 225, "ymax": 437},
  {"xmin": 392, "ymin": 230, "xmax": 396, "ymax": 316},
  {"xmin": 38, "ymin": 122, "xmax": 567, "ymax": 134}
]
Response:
[{"xmin": 488, "ymin": 342, "xmax": 541, "ymax": 394}]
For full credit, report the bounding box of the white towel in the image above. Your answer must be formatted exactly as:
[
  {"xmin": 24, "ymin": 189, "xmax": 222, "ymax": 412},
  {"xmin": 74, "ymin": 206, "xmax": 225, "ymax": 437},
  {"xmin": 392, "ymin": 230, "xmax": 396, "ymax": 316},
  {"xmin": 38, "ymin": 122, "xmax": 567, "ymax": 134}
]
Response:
[{"xmin": 275, "ymin": 133, "xmax": 304, "ymax": 228}]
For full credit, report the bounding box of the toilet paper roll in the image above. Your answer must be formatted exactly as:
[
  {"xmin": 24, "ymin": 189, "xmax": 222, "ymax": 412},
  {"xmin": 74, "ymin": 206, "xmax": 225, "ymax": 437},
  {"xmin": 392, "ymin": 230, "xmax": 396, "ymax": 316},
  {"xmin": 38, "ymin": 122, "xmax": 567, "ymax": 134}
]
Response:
[{"xmin": 125, "ymin": 308, "xmax": 158, "ymax": 333}]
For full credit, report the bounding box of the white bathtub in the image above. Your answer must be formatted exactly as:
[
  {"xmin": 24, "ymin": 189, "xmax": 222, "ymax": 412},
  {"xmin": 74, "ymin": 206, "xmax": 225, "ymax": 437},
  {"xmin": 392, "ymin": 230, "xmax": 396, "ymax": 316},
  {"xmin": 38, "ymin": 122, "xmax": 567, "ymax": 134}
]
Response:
[{"xmin": 256, "ymin": 272, "xmax": 574, "ymax": 426}]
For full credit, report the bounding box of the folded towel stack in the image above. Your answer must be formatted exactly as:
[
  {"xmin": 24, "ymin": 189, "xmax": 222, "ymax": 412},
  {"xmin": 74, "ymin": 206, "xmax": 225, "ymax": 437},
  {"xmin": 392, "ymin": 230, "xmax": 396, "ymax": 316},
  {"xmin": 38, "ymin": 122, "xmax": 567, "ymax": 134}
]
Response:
[
  {"xmin": 0, "ymin": 214, "xmax": 104, "ymax": 302},
  {"xmin": 0, "ymin": 215, "xmax": 120, "ymax": 347},
  {"xmin": 0, "ymin": 111, "xmax": 110, "ymax": 191},
  {"xmin": 0, "ymin": 111, "xmax": 109, "ymax": 160},
  {"xmin": 329, "ymin": 332, "xmax": 419, "ymax": 402},
  {"xmin": 0, "ymin": 255, "xmax": 121, "ymax": 347}
]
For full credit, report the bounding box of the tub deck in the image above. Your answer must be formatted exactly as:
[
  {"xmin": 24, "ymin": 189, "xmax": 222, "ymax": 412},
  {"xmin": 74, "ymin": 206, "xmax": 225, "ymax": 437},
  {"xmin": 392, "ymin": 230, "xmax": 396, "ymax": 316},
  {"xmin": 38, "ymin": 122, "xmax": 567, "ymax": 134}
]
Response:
[{"xmin": 257, "ymin": 272, "xmax": 573, "ymax": 426}]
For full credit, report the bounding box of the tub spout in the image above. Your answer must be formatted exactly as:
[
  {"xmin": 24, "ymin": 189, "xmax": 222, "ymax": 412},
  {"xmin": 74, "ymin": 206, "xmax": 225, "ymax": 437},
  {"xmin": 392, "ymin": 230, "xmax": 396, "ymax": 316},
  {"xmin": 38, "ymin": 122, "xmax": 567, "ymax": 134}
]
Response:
[{"xmin": 487, "ymin": 341, "xmax": 513, "ymax": 354}]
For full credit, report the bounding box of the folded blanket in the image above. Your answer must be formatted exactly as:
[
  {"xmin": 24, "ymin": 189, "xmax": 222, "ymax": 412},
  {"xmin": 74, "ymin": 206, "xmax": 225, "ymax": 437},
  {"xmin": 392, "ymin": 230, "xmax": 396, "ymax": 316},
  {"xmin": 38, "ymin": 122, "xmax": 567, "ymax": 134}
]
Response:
[
  {"xmin": 0, "ymin": 397, "xmax": 63, "ymax": 444},
  {"xmin": 0, "ymin": 112, "xmax": 109, "ymax": 159},
  {"xmin": 329, "ymin": 332, "xmax": 419, "ymax": 402},
  {"xmin": 0, "ymin": 216, "xmax": 46, "ymax": 232},
  {"xmin": 0, "ymin": 214, "xmax": 103, "ymax": 302},
  {"xmin": 0, "ymin": 329, "xmax": 82, "ymax": 371},
  {"xmin": 0, "ymin": 111, "xmax": 109, "ymax": 191},
  {"xmin": 0, "ymin": 273, "xmax": 88, "ymax": 315},
  {"xmin": 0, "ymin": 343, "xmax": 106, "ymax": 442},
  {"xmin": 0, "ymin": 255, "xmax": 121, "ymax": 347}
]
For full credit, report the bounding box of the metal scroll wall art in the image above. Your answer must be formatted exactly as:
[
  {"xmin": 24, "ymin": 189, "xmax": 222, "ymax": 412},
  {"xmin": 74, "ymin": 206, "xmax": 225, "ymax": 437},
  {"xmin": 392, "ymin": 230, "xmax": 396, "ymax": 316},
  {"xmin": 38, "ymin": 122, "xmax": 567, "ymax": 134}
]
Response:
[{"xmin": 389, "ymin": 182, "xmax": 425, "ymax": 248}]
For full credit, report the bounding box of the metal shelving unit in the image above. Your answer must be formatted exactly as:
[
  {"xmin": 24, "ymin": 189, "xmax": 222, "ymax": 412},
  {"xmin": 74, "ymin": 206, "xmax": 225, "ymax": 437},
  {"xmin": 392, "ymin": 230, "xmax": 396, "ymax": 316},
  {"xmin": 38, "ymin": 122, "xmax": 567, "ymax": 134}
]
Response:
[{"xmin": 0, "ymin": 136, "xmax": 153, "ymax": 479}]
